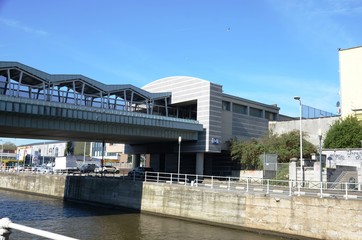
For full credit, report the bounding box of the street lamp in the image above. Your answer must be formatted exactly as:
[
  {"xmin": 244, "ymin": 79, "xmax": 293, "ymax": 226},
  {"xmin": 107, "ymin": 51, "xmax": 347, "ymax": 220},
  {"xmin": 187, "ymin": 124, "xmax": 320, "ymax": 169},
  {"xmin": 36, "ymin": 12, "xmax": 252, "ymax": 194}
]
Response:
[
  {"xmin": 318, "ymin": 129, "xmax": 323, "ymax": 182},
  {"xmin": 294, "ymin": 96, "xmax": 303, "ymax": 183},
  {"xmin": 178, "ymin": 136, "xmax": 182, "ymax": 182},
  {"xmin": 0, "ymin": 140, "xmax": 3, "ymax": 170}
]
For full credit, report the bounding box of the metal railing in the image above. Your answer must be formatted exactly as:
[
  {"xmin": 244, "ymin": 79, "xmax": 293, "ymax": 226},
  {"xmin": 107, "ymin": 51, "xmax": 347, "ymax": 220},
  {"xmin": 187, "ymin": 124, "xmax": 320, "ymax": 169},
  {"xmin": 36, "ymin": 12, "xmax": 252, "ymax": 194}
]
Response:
[
  {"xmin": 0, "ymin": 218, "xmax": 78, "ymax": 240},
  {"xmin": 141, "ymin": 172, "xmax": 362, "ymax": 200},
  {"xmin": 1, "ymin": 169, "xmax": 361, "ymax": 200}
]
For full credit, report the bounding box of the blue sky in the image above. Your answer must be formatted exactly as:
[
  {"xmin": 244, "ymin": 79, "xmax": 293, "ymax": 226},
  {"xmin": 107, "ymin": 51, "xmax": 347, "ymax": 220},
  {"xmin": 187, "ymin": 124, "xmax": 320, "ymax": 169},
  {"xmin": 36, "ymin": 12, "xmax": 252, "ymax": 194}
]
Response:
[{"xmin": 0, "ymin": 0, "xmax": 361, "ymax": 145}]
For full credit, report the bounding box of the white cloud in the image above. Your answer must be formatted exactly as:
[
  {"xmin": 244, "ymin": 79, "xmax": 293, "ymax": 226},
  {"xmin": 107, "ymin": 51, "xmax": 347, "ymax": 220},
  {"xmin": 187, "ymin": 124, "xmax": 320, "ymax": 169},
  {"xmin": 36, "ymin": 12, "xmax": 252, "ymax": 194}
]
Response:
[{"xmin": 0, "ymin": 17, "xmax": 47, "ymax": 36}]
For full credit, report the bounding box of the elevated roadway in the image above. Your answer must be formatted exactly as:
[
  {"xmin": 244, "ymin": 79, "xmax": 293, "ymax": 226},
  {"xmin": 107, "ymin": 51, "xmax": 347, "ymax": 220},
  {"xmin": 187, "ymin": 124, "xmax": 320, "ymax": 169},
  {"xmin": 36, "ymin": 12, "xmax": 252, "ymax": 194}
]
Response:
[
  {"xmin": 0, "ymin": 61, "xmax": 203, "ymax": 144},
  {"xmin": 0, "ymin": 94, "xmax": 202, "ymax": 143}
]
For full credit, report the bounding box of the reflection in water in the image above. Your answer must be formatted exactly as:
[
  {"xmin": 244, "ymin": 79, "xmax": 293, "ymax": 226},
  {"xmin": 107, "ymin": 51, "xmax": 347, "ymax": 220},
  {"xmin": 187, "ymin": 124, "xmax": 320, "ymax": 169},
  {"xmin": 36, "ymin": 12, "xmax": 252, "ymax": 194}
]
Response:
[{"xmin": 0, "ymin": 190, "xmax": 288, "ymax": 240}]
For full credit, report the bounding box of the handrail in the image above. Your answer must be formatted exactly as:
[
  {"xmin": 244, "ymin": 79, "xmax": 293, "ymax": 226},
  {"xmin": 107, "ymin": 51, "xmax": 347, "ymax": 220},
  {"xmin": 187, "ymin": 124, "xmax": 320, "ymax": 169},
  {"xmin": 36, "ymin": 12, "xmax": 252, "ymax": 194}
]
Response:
[
  {"xmin": 0, "ymin": 218, "xmax": 79, "ymax": 240},
  {"xmin": 141, "ymin": 171, "xmax": 362, "ymax": 200},
  {"xmin": 1, "ymin": 169, "xmax": 361, "ymax": 200}
]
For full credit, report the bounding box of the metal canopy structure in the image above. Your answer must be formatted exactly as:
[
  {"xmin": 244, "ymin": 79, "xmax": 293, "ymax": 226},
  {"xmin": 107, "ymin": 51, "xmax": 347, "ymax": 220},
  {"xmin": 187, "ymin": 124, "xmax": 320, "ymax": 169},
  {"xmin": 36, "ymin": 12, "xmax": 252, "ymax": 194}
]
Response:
[{"xmin": 0, "ymin": 61, "xmax": 172, "ymax": 116}]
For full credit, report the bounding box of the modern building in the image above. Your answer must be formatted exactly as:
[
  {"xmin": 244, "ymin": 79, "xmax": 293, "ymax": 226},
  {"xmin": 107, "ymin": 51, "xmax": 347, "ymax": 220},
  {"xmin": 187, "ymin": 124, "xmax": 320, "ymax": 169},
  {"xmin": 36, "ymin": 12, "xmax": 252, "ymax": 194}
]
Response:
[
  {"xmin": 17, "ymin": 141, "xmax": 66, "ymax": 166},
  {"xmin": 339, "ymin": 46, "xmax": 362, "ymax": 118},
  {"xmin": 90, "ymin": 142, "xmax": 131, "ymax": 167},
  {"xmin": 0, "ymin": 61, "xmax": 281, "ymax": 176},
  {"xmin": 127, "ymin": 76, "xmax": 280, "ymax": 176}
]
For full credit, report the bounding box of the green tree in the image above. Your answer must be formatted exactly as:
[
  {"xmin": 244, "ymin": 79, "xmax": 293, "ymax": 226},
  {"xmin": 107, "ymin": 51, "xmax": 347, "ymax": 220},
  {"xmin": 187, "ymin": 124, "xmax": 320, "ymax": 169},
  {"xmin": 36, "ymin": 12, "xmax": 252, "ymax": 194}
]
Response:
[
  {"xmin": 230, "ymin": 139, "xmax": 264, "ymax": 170},
  {"xmin": 262, "ymin": 130, "xmax": 316, "ymax": 163},
  {"xmin": 323, "ymin": 115, "xmax": 362, "ymax": 148},
  {"xmin": 230, "ymin": 130, "xmax": 317, "ymax": 169},
  {"xmin": 65, "ymin": 141, "xmax": 74, "ymax": 156},
  {"xmin": 2, "ymin": 141, "xmax": 16, "ymax": 152}
]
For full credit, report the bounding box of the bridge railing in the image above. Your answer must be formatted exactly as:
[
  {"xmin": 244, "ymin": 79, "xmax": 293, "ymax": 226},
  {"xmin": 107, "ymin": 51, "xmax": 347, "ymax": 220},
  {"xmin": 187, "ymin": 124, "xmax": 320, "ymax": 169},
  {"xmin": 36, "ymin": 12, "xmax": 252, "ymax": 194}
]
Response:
[
  {"xmin": 142, "ymin": 171, "xmax": 362, "ymax": 200},
  {"xmin": 0, "ymin": 217, "xmax": 78, "ymax": 240},
  {"xmin": 0, "ymin": 89, "xmax": 199, "ymax": 124}
]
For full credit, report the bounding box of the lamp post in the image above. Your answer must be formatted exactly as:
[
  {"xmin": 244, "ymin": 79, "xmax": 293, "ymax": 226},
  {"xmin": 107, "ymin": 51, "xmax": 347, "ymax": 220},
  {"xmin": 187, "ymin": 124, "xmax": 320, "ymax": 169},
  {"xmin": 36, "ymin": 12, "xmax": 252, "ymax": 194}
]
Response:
[
  {"xmin": 294, "ymin": 96, "xmax": 303, "ymax": 183},
  {"xmin": 83, "ymin": 142, "xmax": 86, "ymax": 164},
  {"xmin": 178, "ymin": 136, "xmax": 182, "ymax": 182},
  {"xmin": 318, "ymin": 129, "xmax": 323, "ymax": 182},
  {"xmin": 0, "ymin": 140, "xmax": 3, "ymax": 170}
]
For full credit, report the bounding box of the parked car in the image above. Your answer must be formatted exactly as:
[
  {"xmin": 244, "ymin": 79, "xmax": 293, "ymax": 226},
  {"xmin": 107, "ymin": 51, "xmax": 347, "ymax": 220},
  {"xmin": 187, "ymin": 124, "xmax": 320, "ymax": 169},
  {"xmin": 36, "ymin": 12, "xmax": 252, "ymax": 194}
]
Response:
[
  {"xmin": 37, "ymin": 166, "xmax": 53, "ymax": 174},
  {"xmin": 80, "ymin": 164, "xmax": 97, "ymax": 173},
  {"xmin": 128, "ymin": 167, "xmax": 154, "ymax": 179},
  {"xmin": 95, "ymin": 166, "xmax": 120, "ymax": 174}
]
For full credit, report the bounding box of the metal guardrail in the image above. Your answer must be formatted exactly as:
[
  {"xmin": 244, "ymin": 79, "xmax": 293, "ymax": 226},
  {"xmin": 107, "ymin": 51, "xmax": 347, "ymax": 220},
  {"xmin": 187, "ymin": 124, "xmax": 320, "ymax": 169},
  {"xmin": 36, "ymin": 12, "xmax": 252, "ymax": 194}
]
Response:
[
  {"xmin": 0, "ymin": 218, "xmax": 78, "ymax": 240},
  {"xmin": 141, "ymin": 172, "xmax": 362, "ymax": 200},
  {"xmin": 0, "ymin": 91, "xmax": 200, "ymax": 124},
  {"xmin": 1, "ymin": 169, "xmax": 361, "ymax": 200}
]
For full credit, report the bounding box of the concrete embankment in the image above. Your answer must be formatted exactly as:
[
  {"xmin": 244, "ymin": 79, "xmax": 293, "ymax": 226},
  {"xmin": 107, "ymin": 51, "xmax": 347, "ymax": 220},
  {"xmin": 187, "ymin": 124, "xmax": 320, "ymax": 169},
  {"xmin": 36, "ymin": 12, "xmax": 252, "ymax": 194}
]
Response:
[{"xmin": 0, "ymin": 173, "xmax": 361, "ymax": 240}]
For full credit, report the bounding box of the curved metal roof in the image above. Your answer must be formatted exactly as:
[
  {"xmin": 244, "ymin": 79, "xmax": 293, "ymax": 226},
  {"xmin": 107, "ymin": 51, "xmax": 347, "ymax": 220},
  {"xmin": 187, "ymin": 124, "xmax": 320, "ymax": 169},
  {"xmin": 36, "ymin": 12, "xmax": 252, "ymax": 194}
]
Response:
[{"xmin": 0, "ymin": 61, "xmax": 171, "ymax": 101}]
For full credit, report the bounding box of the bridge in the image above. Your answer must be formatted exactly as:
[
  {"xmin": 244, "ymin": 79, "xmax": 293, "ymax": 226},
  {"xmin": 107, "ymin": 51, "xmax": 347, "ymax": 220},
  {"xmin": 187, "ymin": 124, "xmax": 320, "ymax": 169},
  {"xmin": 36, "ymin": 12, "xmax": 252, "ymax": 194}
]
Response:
[{"xmin": 0, "ymin": 61, "xmax": 203, "ymax": 143}]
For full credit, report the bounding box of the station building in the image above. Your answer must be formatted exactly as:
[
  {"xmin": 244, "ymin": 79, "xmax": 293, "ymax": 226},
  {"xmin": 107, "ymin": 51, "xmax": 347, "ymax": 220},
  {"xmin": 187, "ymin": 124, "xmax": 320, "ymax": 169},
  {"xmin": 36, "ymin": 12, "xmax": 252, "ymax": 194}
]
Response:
[
  {"xmin": 127, "ymin": 76, "xmax": 280, "ymax": 176},
  {"xmin": 0, "ymin": 61, "xmax": 281, "ymax": 176}
]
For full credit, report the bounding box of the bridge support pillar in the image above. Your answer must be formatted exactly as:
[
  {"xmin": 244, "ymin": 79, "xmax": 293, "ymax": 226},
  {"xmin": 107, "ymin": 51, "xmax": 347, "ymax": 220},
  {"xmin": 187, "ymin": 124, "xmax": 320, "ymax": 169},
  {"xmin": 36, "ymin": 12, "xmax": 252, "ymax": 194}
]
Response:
[
  {"xmin": 132, "ymin": 154, "xmax": 141, "ymax": 168},
  {"xmin": 196, "ymin": 152, "xmax": 204, "ymax": 175},
  {"xmin": 149, "ymin": 154, "xmax": 165, "ymax": 172}
]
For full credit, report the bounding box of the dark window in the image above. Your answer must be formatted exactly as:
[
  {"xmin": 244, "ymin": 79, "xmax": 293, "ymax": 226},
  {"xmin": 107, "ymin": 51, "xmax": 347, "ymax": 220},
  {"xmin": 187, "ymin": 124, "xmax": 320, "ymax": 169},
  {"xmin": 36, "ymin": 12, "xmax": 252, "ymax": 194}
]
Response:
[
  {"xmin": 233, "ymin": 103, "xmax": 247, "ymax": 114},
  {"xmin": 222, "ymin": 101, "xmax": 231, "ymax": 111},
  {"xmin": 250, "ymin": 107, "xmax": 262, "ymax": 118},
  {"xmin": 265, "ymin": 111, "xmax": 276, "ymax": 120}
]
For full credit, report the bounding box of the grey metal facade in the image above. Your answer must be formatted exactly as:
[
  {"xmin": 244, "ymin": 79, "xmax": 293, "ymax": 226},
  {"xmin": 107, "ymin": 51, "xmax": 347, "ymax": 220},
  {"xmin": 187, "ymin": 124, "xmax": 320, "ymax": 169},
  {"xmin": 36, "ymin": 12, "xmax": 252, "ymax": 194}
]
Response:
[
  {"xmin": 143, "ymin": 76, "xmax": 223, "ymax": 153},
  {"xmin": 142, "ymin": 76, "xmax": 280, "ymax": 154},
  {"xmin": 221, "ymin": 93, "xmax": 279, "ymax": 149}
]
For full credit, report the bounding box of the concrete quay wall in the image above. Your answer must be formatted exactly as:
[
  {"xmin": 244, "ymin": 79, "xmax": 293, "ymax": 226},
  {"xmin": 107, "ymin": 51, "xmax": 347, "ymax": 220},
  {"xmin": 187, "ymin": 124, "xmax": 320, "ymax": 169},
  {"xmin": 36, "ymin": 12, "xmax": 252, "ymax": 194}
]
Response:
[
  {"xmin": 0, "ymin": 173, "xmax": 361, "ymax": 240},
  {"xmin": 0, "ymin": 173, "xmax": 66, "ymax": 197}
]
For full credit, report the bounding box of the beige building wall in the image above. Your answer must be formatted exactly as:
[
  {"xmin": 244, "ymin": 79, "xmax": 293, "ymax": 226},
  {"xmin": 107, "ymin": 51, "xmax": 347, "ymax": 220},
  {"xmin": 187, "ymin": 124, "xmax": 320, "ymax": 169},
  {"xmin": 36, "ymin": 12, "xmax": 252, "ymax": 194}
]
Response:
[
  {"xmin": 339, "ymin": 46, "xmax": 362, "ymax": 118},
  {"xmin": 269, "ymin": 116, "xmax": 339, "ymax": 146}
]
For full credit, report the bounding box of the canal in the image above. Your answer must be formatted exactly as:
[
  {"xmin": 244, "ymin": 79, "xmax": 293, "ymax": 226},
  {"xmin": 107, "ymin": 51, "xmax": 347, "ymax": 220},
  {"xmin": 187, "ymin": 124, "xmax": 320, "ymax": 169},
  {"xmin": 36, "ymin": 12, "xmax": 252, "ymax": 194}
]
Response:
[{"xmin": 0, "ymin": 189, "xmax": 290, "ymax": 240}]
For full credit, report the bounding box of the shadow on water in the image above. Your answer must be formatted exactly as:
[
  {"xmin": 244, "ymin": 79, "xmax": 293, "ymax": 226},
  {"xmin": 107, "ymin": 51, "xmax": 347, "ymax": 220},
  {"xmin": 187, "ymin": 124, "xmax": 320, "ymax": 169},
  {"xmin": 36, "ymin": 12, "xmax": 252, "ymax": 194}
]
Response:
[
  {"xmin": 1, "ymin": 188, "xmax": 288, "ymax": 240},
  {"xmin": 63, "ymin": 175, "xmax": 144, "ymax": 213},
  {"xmin": 0, "ymin": 175, "xmax": 299, "ymax": 240}
]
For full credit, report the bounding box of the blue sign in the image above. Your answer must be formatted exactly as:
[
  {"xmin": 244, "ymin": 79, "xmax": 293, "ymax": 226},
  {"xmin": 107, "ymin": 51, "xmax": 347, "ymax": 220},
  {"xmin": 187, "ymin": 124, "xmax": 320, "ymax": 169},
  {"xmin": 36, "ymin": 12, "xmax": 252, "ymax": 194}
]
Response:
[{"xmin": 211, "ymin": 138, "xmax": 219, "ymax": 145}]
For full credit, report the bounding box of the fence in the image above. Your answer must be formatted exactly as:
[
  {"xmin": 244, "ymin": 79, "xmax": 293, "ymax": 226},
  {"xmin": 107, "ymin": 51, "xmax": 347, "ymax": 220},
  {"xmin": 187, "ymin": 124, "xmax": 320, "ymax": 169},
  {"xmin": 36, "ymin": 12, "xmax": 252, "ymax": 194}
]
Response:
[
  {"xmin": 302, "ymin": 104, "xmax": 337, "ymax": 119},
  {"xmin": 140, "ymin": 171, "xmax": 362, "ymax": 200},
  {"xmin": 2, "ymin": 168, "xmax": 361, "ymax": 200}
]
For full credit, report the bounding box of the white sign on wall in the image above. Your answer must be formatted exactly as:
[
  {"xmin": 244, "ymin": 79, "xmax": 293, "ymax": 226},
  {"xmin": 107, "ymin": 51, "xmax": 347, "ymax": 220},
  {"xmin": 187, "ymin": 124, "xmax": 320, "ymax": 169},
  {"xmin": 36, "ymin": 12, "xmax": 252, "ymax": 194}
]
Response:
[{"xmin": 211, "ymin": 138, "xmax": 219, "ymax": 145}]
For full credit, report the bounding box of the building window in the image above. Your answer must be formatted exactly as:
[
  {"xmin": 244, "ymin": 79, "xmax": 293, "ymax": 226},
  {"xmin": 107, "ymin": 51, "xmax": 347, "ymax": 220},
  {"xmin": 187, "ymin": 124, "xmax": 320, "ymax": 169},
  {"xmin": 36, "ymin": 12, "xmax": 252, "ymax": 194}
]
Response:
[
  {"xmin": 250, "ymin": 107, "xmax": 262, "ymax": 118},
  {"xmin": 265, "ymin": 111, "xmax": 276, "ymax": 120},
  {"xmin": 107, "ymin": 152, "xmax": 117, "ymax": 157},
  {"xmin": 222, "ymin": 101, "xmax": 231, "ymax": 111},
  {"xmin": 233, "ymin": 103, "xmax": 247, "ymax": 114}
]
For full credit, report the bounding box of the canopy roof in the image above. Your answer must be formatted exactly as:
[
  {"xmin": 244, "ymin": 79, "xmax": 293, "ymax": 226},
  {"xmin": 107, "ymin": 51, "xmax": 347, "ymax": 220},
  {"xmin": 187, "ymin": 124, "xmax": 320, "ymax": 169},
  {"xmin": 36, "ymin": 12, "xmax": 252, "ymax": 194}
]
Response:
[{"xmin": 0, "ymin": 61, "xmax": 170, "ymax": 101}]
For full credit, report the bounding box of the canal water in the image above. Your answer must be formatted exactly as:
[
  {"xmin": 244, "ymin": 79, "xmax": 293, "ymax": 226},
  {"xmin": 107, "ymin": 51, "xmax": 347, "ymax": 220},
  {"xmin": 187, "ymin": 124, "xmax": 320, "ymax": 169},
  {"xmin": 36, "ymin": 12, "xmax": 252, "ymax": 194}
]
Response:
[{"xmin": 0, "ymin": 190, "xmax": 290, "ymax": 240}]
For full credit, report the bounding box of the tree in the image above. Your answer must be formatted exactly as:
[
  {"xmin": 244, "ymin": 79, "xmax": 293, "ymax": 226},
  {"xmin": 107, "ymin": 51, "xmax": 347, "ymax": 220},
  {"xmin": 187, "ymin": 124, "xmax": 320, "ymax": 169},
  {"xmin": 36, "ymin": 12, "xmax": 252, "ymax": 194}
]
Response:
[
  {"xmin": 65, "ymin": 141, "xmax": 74, "ymax": 156},
  {"xmin": 230, "ymin": 130, "xmax": 317, "ymax": 169},
  {"xmin": 262, "ymin": 130, "xmax": 316, "ymax": 163},
  {"xmin": 323, "ymin": 115, "xmax": 362, "ymax": 148},
  {"xmin": 230, "ymin": 138, "xmax": 264, "ymax": 170},
  {"xmin": 2, "ymin": 141, "xmax": 16, "ymax": 152}
]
